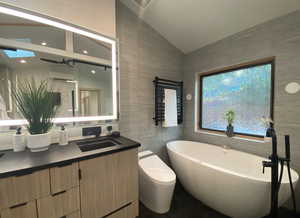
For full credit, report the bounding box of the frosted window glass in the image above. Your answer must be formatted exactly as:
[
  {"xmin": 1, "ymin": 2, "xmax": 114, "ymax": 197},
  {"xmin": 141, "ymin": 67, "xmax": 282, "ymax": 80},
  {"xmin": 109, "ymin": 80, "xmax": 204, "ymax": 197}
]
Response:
[{"xmin": 201, "ymin": 63, "xmax": 272, "ymax": 136}]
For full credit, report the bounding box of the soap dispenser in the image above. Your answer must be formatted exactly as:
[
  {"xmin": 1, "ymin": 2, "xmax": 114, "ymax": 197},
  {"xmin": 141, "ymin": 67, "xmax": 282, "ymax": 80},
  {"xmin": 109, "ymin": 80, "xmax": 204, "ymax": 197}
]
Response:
[
  {"xmin": 13, "ymin": 127, "xmax": 26, "ymax": 152},
  {"xmin": 59, "ymin": 125, "xmax": 69, "ymax": 146}
]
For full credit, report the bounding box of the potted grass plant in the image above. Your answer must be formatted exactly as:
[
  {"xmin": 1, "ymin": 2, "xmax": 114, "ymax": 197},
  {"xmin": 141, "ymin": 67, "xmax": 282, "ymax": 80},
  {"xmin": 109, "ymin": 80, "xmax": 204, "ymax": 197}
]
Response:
[
  {"xmin": 224, "ymin": 110, "xmax": 235, "ymax": 137},
  {"xmin": 12, "ymin": 79, "xmax": 58, "ymax": 152}
]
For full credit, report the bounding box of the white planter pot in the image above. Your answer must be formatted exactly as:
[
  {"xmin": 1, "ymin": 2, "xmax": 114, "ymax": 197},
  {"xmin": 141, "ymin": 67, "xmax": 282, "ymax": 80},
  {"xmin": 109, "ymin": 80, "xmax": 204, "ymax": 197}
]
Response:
[{"xmin": 27, "ymin": 132, "xmax": 51, "ymax": 152}]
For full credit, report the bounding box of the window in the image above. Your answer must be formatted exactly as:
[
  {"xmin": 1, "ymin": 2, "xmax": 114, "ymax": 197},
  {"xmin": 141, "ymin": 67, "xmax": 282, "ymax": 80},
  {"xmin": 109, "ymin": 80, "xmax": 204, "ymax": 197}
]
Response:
[{"xmin": 199, "ymin": 58, "xmax": 274, "ymax": 137}]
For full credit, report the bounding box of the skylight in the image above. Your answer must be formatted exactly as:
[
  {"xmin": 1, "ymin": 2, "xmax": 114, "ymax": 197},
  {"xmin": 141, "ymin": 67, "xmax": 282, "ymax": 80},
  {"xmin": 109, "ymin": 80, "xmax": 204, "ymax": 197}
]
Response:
[
  {"xmin": 3, "ymin": 49, "xmax": 35, "ymax": 58},
  {"xmin": 3, "ymin": 38, "xmax": 35, "ymax": 58}
]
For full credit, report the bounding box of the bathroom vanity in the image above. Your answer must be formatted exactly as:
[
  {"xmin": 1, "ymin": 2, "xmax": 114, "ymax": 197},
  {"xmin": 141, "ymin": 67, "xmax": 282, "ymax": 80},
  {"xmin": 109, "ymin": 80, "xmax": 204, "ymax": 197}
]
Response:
[{"xmin": 0, "ymin": 136, "xmax": 140, "ymax": 218}]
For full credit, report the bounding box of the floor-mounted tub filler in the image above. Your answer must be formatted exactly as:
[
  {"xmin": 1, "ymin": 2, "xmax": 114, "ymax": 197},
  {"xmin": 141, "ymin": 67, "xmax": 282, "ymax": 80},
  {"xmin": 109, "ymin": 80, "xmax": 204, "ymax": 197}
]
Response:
[{"xmin": 167, "ymin": 140, "xmax": 299, "ymax": 218}]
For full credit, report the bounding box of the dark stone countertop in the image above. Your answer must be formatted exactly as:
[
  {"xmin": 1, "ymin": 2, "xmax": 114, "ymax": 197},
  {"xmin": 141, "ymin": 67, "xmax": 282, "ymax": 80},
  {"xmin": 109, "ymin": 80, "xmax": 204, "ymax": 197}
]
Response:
[{"xmin": 0, "ymin": 136, "xmax": 140, "ymax": 178}]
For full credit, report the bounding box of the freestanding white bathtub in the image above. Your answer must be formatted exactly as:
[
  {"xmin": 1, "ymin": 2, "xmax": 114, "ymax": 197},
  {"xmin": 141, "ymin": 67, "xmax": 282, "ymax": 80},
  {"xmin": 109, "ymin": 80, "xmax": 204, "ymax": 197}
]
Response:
[{"xmin": 167, "ymin": 140, "xmax": 299, "ymax": 218}]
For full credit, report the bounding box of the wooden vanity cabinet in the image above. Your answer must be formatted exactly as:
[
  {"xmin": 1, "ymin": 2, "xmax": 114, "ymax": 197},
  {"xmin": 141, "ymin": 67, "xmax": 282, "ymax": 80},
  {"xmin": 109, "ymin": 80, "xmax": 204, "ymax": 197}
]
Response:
[
  {"xmin": 0, "ymin": 148, "xmax": 139, "ymax": 218},
  {"xmin": 79, "ymin": 148, "xmax": 138, "ymax": 218}
]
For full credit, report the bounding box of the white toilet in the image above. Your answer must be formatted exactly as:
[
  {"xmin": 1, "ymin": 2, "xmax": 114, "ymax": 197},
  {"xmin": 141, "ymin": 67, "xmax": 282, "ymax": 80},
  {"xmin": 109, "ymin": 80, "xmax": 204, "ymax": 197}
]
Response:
[{"xmin": 138, "ymin": 150, "xmax": 176, "ymax": 214}]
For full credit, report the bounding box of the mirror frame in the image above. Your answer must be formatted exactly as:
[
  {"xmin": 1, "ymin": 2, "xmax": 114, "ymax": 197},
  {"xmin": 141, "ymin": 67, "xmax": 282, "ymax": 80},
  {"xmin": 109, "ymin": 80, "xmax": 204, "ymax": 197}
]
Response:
[{"xmin": 0, "ymin": 3, "xmax": 118, "ymax": 127}]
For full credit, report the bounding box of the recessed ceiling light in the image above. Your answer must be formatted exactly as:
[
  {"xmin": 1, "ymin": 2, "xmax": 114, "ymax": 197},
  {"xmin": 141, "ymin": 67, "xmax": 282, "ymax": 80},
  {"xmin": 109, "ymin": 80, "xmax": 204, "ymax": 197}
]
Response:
[
  {"xmin": 91, "ymin": 70, "xmax": 96, "ymax": 74},
  {"xmin": 83, "ymin": 50, "xmax": 88, "ymax": 54},
  {"xmin": 19, "ymin": 59, "xmax": 27, "ymax": 63},
  {"xmin": 41, "ymin": 41, "xmax": 47, "ymax": 46}
]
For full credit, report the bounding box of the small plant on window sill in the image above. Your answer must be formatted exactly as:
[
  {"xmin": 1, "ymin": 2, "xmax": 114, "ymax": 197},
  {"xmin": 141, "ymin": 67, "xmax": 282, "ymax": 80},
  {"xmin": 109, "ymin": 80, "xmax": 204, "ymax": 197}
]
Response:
[
  {"xmin": 261, "ymin": 116, "xmax": 273, "ymax": 142},
  {"xmin": 224, "ymin": 110, "xmax": 235, "ymax": 137}
]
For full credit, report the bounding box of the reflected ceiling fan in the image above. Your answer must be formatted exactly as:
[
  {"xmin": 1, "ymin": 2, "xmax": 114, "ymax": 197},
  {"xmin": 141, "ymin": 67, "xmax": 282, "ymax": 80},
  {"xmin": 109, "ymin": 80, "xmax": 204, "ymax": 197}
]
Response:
[
  {"xmin": 40, "ymin": 58, "xmax": 112, "ymax": 70},
  {"xmin": 40, "ymin": 58, "xmax": 75, "ymax": 67}
]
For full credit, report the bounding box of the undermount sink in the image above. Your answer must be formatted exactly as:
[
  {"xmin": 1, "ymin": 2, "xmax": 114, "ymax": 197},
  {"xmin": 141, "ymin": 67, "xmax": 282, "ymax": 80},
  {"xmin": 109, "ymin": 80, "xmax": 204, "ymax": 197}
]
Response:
[{"xmin": 77, "ymin": 137, "xmax": 121, "ymax": 152}]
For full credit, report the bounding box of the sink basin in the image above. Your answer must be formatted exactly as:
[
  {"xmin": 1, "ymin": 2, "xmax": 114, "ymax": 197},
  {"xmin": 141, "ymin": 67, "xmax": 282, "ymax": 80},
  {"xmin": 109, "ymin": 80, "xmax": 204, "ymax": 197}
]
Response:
[{"xmin": 77, "ymin": 137, "xmax": 121, "ymax": 152}]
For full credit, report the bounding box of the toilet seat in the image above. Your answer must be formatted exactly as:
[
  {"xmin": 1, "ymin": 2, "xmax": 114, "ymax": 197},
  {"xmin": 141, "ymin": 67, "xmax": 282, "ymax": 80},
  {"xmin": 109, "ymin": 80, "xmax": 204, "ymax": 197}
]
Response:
[{"xmin": 139, "ymin": 151, "xmax": 176, "ymax": 185}]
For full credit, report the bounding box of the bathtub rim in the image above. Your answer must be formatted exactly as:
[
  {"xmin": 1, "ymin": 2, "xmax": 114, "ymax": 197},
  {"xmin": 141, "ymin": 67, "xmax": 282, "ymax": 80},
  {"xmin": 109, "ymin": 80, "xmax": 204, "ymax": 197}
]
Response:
[{"xmin": 166, "ymin": 140, "xmax": 299, "ymax": 184}]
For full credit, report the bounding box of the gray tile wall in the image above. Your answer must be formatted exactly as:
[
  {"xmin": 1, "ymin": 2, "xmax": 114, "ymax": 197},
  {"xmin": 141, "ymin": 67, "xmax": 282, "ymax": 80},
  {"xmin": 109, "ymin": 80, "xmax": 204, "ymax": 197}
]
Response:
[
  {"xmin": 117, "ymin": 2, "xmax": 300, "ymax": 210},
  {"xmin": 116, "ymin": 2, "xmax": 184, "ymax": 162},
  {"xmin": 183, "ymin": 11, "xmax": 300, "ymax": 208}
]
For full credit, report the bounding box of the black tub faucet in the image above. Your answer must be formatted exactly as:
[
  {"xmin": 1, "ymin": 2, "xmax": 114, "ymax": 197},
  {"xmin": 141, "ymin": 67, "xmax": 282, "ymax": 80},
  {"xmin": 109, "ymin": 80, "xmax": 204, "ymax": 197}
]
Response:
[
  {"xmin": 262, "ymin": 125, "xmax": 297, "ymax": 218},
  {"xmin": 262, "ymin": 122, "xmax": 279, "ymax": 218}
]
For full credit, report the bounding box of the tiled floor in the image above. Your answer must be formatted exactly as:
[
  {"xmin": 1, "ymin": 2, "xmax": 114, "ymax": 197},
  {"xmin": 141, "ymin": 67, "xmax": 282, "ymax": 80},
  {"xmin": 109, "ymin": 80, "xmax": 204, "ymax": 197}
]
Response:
[{"xmin": 139, "ymin": 182, "xmax": 297, "ymax": 218}]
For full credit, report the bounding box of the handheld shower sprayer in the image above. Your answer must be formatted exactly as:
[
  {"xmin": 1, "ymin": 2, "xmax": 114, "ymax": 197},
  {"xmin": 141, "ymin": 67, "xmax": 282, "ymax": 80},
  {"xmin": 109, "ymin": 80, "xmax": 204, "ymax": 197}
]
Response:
[
  {"xmin": 285, "ymin": 135, "xmax": 291, "ymax": 161},
  {"xmin": 284, "ymin": 135, "xmax": 297, "ymax": 214}
]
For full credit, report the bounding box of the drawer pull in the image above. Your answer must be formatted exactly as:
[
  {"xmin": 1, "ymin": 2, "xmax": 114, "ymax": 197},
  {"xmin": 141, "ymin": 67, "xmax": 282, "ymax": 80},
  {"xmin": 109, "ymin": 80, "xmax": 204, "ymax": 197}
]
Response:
[
  {"xmin": 78, "ymin": 169, "xmax": 82, "ymax": 180},
  {"xmin": 10, "ymin": 202, "xmax": 27, "ymax": 209},
  {"xmin": 102, "ymin": 202, "xmax": 132, "ymax": 218},
  {"xmin": 60, "ymin": 216, "xmax": 66, "ymax": 218},
  {"xmin": 52, "ymin": 190, "xmax": 66, "ymax": 196}
]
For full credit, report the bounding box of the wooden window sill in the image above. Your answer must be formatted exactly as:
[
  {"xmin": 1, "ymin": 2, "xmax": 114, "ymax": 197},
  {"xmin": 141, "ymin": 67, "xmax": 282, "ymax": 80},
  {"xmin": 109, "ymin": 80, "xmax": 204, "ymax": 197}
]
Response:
[{"xmin": 195, "ymin": 129, "xmax": 266, "ymax": 143}]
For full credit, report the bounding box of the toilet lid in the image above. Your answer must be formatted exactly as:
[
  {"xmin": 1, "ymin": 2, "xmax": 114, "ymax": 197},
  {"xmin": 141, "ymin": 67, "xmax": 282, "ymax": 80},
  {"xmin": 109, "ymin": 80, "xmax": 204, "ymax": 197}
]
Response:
[{"xmin": 139, "ymin": 154, "xmax": 176, "ymax": 184}]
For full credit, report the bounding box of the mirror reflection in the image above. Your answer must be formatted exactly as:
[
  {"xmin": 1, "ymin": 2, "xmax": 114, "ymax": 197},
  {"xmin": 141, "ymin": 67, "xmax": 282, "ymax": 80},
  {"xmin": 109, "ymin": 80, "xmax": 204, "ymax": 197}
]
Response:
[
  {"xmin": 0, "ymin": 50, "xmax": 113, "ymax": 121},
  {"xmin": 0, "ymin": 11, "xmax": 115, "ymax": 128},
  {"xmin": 73, "ymin": 33, "xmax": 112, "ymax": 60},
  {"xmin": 0, "ymin": 13, "xmax": 66, "ymax": 50}
]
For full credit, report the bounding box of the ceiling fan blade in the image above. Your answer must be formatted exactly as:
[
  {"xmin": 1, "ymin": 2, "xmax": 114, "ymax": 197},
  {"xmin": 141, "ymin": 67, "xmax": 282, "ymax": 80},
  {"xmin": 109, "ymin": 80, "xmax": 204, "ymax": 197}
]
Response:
[
  {"xmin": 40, "ymin": 58, "xmax": 64, "ymax": 64},
  {"xmin": 72, "ymin": 59, "xmax": 112, "ymax": 69}
]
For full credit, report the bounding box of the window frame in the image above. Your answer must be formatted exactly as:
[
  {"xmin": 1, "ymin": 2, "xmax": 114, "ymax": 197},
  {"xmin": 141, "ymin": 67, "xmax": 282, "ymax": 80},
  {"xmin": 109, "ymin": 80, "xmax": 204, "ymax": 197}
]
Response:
[{"xmin": 198, "ymin": 57, "xmax": 275, "ymax": 138}]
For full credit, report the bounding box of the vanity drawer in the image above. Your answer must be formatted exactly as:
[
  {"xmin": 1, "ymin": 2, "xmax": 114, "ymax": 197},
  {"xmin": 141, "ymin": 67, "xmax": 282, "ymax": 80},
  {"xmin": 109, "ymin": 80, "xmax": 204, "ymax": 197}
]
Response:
[
  {"xmin": 0, "ymin": 169, "xmax": 50, "ymax": 210},
  {"xmin": 50, "ymin": 162, "xmax": 79, "ymax": 194},
  {"xmin": 37, "ymin": 187, "xmax": 80, "ymax": 218},
  {"xmin": 105, "ymin": 201, "xmax": 138, "ymax": 218},
  {"xmin": 0, "ymin": 200, "xmax": 37, "ymax": 218}
]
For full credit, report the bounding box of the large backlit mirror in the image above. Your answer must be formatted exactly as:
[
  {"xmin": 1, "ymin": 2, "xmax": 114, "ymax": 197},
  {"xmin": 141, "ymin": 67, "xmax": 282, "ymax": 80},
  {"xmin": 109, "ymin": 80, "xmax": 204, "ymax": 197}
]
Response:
[{"xmin": 0, "ymin": 4, "xmax": 118, "ymax": 131}]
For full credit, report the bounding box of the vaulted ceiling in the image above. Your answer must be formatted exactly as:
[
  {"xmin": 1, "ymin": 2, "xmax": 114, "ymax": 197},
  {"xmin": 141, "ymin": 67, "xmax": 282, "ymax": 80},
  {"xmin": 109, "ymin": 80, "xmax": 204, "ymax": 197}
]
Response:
[{"xmin": 121, "ymin": 0, "xmax": 300, "ymax": 54}]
